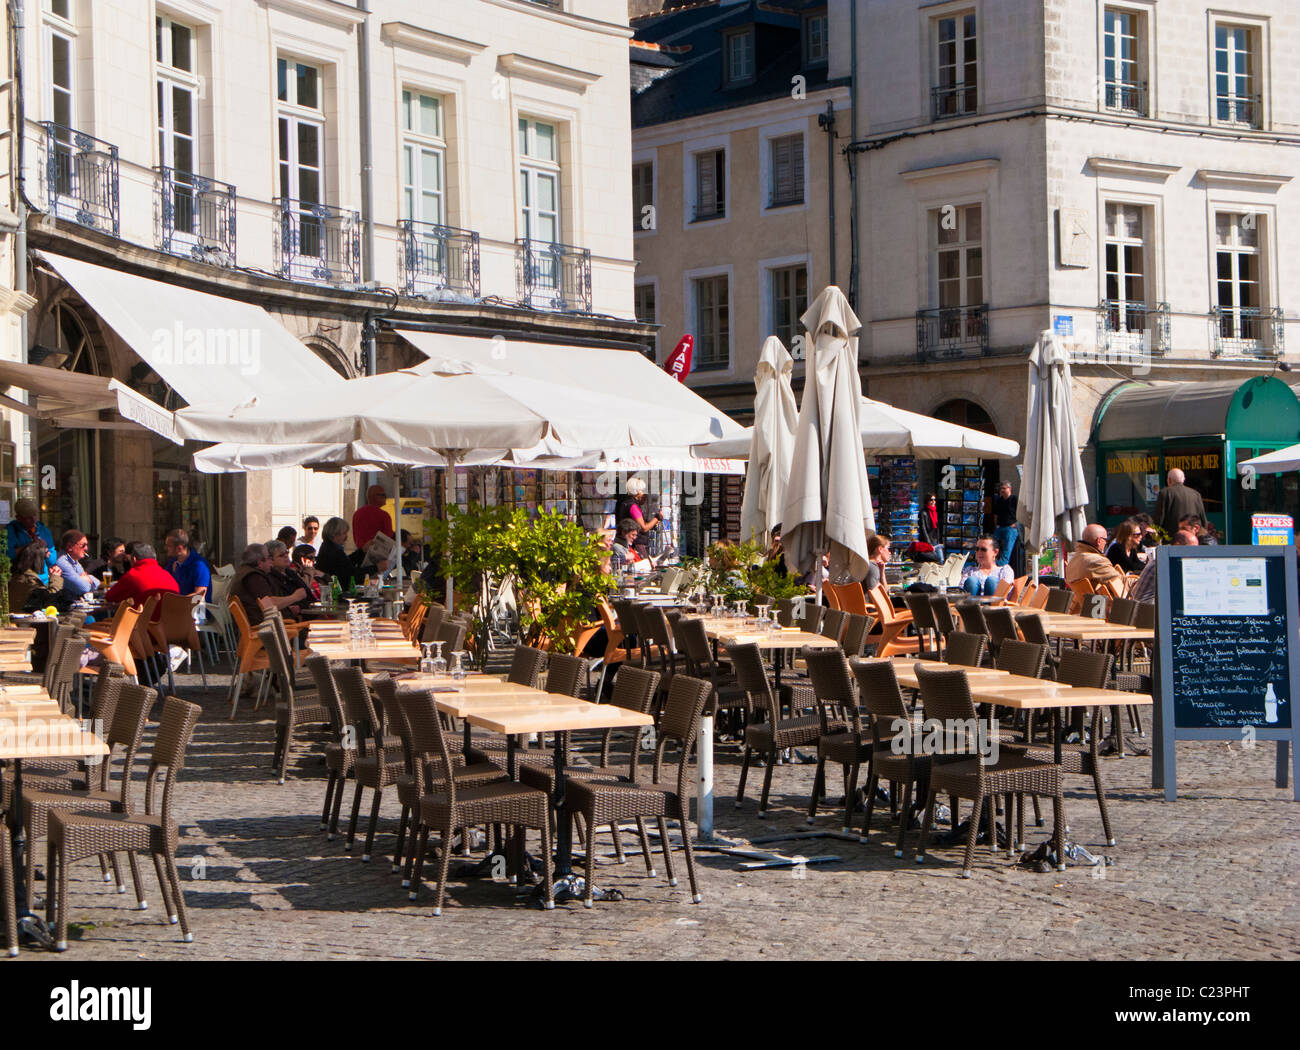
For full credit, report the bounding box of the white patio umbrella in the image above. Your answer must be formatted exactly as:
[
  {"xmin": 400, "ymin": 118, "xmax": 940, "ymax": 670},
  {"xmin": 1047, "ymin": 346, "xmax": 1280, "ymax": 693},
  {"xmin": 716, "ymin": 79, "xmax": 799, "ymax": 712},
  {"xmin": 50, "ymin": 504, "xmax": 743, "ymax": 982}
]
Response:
[
  {"xmin": 780, "ymin": 286, "xmax": 874, "ymax": 586},
  {"xmin": 739, "ymin": 337, "xmax": 799, "ymax": 544},
  {"xmin": 1018, "ymin": 330, "xmax": 1089, "ymax": 554},
  {"xmin": 693, "ymin": 397, "xmax": 1020, "ymax": 461},
  {"xmin": 1239, "ymin": 443, "xmax": 1300, "ymax": 475}
]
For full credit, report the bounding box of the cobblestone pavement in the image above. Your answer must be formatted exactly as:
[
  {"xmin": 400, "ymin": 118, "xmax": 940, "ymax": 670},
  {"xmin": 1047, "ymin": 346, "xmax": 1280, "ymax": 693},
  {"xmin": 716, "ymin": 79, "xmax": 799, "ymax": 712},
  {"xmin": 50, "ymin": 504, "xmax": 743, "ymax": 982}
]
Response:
[{"xmin": 13, "ymin": 668, "xmax": 1300, "ymax": 962}]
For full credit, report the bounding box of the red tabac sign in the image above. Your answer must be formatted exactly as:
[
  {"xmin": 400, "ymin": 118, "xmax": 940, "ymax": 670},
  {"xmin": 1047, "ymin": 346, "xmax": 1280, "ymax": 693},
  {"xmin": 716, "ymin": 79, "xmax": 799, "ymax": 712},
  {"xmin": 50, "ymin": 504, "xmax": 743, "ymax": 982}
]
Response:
[{"xmin": 664, "ymin": 334, "xmax": 693, "ymax": 383}]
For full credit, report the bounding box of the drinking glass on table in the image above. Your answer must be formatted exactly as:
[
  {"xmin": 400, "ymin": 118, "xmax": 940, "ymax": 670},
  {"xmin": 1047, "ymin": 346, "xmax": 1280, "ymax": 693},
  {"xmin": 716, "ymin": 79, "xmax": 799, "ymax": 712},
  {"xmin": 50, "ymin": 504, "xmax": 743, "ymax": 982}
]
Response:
[
  {"xmin": 450, "ymin": 650, "xmax": 468, "ymax": 681},
  {"xmin": 420, "ymin": 643, "xmax": 434, "ymax": 675},
  {"xmin": 430, "ymin": 640, "xmax": 447, "ymax": 678}
]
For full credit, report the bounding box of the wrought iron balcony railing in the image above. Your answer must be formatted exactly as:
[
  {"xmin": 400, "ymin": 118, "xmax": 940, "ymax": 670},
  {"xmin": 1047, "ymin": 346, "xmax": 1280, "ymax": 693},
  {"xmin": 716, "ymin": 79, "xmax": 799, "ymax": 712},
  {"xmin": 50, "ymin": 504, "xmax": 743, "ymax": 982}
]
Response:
[
  {"xmin": 1215, "ymin": 92, "xmax": 1262, "ymax": 127},
  {"xmin": 1094, "ymin": 299, "xmax": 1169, "ymax": 359},
  {"xmin": 515, "ymin": 239, "xmax": 592, "ymax": 313},
  {"xmin": 398, "ymin": 220, "xmax": 480, "ymax": 301},
  {"xmin": 1104, "ymin": 80, "xmax": 1148, "ymax": 115},
  {"xmin": 1209, "ymin": 306, "xmax": 1283, "ymax": 359},
  {"xmin": 41, "ymin": 122, "xmax": 119, "ymax": 236},
  {"xmin": 274, "ymin": 198, "xmax": 361, "ymax": 285},
  {"xmin": 154, "ymin": 167, "xmax": 236, "ymax": 267},
  {"xmin": 931, "ymin": 83, "xmax": 978, "ymax": 120},
  {"xmin": 916, "ymin": 304, "xmax": 989, "ymax": 362}
]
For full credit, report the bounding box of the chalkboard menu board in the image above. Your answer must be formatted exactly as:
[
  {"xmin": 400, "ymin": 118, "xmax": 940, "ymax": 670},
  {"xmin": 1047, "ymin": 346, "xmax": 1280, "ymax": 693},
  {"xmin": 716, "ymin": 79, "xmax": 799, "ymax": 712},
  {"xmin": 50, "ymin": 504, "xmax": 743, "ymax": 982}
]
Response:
[{"xmin": 1155, "ymin": 545, "xmax": 1299, "ymax": 801}]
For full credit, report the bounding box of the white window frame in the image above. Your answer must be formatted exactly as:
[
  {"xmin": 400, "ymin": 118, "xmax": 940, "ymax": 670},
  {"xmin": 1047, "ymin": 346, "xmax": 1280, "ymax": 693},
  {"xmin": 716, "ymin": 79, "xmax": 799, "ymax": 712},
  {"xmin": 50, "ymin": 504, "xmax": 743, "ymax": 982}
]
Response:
[
  {"xmin": 1209, "ymin": 207, "xmax": 1271, "ymax": 348},
  {"xmin": 634, "ymin": 279, "xmax": 659, "ymax": 360},
  {"xmin": 928, "ymin": 4, "xmax": 979, "ymax": 120},
  {"xmin": 684, "ymin": 265, "xmax": 733, "ymax": 375},
  {"xmin": 759, "ymin": 120, "xmax": 810, "ymax": 215},
  {"xmin": 682, "ymin": 134, "xmax": 729, "ymax": 230},
  {"xmin": 631, "ymin": 155, "xmax": 655, "ymax": 235},
  {"xmin": 42, "ymin": 5, "xmax": 77, "ymax": 128},
  {"xmin": 400, "ymin": 88, "xmax": 447, "ymax": 228},
  {"xmin": 760, "ymin": 254, "xmax": 813, "ymax": 354},
  {"xmin": 1092, "ymin": 184, "xmax": 1165, "ymax": 317},
  {"xmin": 804, "ymin": 10, "xmax": 829, "ymax": 67},
  {"xmin": 930, "ymin": 201, "xmax": 984, "ymax": 310},
  {"xmin": 277, "ymin": 56, "xmax": 325, "ymax": 205},
  {"xmin": 518, "ymin": 115, "xmax": 561, "ymax": 247},
  {"xmin": 724, "ymin": 28, "xmax": 755, "ymax": 85},
  {"xmin": 1209, "ymin": 18, "xmax": 1264, "ymax": 129},
  {"xmin": 1099, "ymin": 3, "xmax": 1154, "ymax": 117},
  {"xmin": 156, "ymin": 15, "xmax": 199, "ymax": 172}
]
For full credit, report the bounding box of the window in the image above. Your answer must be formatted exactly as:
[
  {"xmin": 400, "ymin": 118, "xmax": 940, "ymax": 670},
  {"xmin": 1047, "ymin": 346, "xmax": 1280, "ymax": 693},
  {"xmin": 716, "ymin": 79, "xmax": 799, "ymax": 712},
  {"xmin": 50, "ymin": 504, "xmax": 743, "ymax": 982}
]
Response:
[
  {"xmin": 47, "ymin": 20, "xmax": 74, "ymax": 129},
  {"xmin": 634, "ymin": 283, "xmax": 657, "ymax": 359},
  {"xmin": 694, "ymin": 275, "xmax": 729, "ymax": 370},
  {"xmin": 725, "ymin": 30, "xmax": 754, "ymax": 84},
  {"xmin": 1215, "ymin": 212, "xmax": 1262, "ymax": 341},
  {"xmin": 804, "ymin": 11, "xmax": 828, "ymax": 66},
  {"xmin": 632, "ymin": 160, "xmax": 653, "ymax": 231},
  {"xmin": 1103, "ymin": 8, "xmax": 1146, "ymax": 114},
  {"xmin": 933, "ymin": 12, "xmax": 977, "ymax": 119},
  {"xmin": 1104, "ymin": 203, "xmax": 1146, "ymax": 311},
  {"xmin": 44, "ymin": 1, "xmax": 75, "ymax": 198},
  {"xmin": 277, "ymin": 57, "xmax": 325, "ymax": 255},
  {"xmin": 771, "ymin": 265, "xmax": 808, "ymax": 349},
  {"xmin": 519, "ymin": 116, "xmax": 561, "ymax": 289},
  {"xmin": 401, "ymin": 90, "xmax": 445, "ymax": 227},
  {"xmin": 933, "ymin": 203, "xmax": 983, "ymax": 308},
  {"xmin": 157, "ymin": 15, "xmax": 203, "ymax": 241},
  {"xmin": 768, "ymin": 134, "xmax": 805, "ymax": 207},
  {"xmin": 47, "ymin": 0, "xmax": 70, "ymax": 19},
  {"xmin": 693, "ymin": 149, "xmax": 725, "ymax": 221},
  {"xmin": 1215, "ymin": 24, "xmax": 1260, "ymax": 127}
]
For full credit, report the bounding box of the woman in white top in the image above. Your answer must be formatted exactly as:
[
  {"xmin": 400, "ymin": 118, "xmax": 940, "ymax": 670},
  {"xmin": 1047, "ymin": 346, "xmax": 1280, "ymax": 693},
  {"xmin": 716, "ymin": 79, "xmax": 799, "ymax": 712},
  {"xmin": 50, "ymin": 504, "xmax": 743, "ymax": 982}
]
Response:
[{"xmin": 960, "ymin": 534, "xmax": 1015, "ymax": 597}]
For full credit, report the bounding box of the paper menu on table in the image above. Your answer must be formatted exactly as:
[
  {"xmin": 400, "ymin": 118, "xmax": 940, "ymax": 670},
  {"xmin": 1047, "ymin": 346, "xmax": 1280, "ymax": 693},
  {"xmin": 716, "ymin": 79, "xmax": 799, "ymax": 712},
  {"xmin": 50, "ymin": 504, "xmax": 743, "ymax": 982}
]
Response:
[{"xmin": 1181, "ymin": 558, "xmax": 1268, "ymax": 616}]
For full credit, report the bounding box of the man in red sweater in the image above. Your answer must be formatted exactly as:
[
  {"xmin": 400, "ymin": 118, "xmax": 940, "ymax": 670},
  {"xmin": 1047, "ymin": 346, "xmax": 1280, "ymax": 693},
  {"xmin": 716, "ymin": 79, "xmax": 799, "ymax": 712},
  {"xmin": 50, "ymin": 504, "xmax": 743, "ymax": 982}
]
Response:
[
  {"xmin": 351, "ymin": 484, "xmax": 394, "ymax": 550},
  {"xmin": 106, "ymin": 541, "xmax": 179, "ymax": 606}
]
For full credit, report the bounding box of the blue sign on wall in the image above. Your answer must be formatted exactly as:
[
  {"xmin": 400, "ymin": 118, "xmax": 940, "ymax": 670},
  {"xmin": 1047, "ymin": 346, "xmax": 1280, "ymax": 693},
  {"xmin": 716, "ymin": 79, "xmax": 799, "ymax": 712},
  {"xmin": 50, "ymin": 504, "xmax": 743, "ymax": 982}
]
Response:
[{"xmin": 1053, "ymin": 315, "xmax": 1073, "ymax": 337}]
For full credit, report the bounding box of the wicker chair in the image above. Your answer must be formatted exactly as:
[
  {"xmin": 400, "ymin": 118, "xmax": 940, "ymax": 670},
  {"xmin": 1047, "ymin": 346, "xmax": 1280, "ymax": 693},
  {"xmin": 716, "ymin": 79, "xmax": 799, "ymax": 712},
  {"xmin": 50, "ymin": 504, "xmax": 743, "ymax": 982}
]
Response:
[
  {"xmin": 851, "ymin": 658, "xmax": 929, "ymax": 854},
  {"xmin": 1003, "ymin": 648, "xmax": 1118, "ymax": 846},
  {"xmin": 984, "ymin": 606, "xmax": 1021, "ymax": 659},
  {"xmin": 419, "ymin": 603, "xmax": 448, "ymax": 644},
  {"xmin": 1, "ymin": 822, "xmax": 15, "ymax": 957},
  {"xmin": 46, "ymin": 695, "xmax": 203, "ymax": 949},
  {"xmin": 20, "ymin": 680, "xmax": 156, "ymax": 908},
  {"xmin": 1014, "ymin": 611, "xmax": 1059, "ymax": 674},
  {"xmin": 902, "ymin": 593, "xmax": 941, "ymax": 658},
  {"xmin": 676, "ymin": 617, "xmax": 747, "ymax": 723},
  {"xmin": 1043, "ymin": 587, "xmax": 1074, "ymax": 614},
  {"xmin": 803, "ymin": 647, "xmax": 874, "ymax": 831},
  {"xmin": 403, "ymin": 688, "xmax": 555, "ymax": 913},
  {"xmin": 956, "ymin": 601, "xmax": 989, "ymax": 638},
  {"xmin": 927, "ymin": 595, "xmax": 958, "ymax": 651},
  {"xmin": 913, "ymin": 665, "xmax": 1065, "ymax": 877},
  {"xmin": 508, "ymin": 644, "xmax": 548, "ymax": 686},
  {"xmin": 943, "ymin": 631, "xmax": 987, "ymax": 668},
  {"xmin": 733, "ymin": 642, "xmax": 822, "ymax": 817},
  {"xmin": 307, "ymin": 655, "xmax": 356, "ymax": 839},
  {"xmin": 820, "ymin": 607, "xmax": 848, "ymax": 644},
  {"xmin": 337, "ymin": 665, "xmax": 405, "ymax": 861},
  {"xmin": 840, "ymin": 612, "xmax": 875, "ymax": 658},
  {"xmin": 794, "ymin": 603, "xmax": 826, "ymax": 634},
  {"xmin": 562, "ymin": 674, "xmax": 711, "ymax": 908},
  {"xmin": 259, "ymin": 624, "xmax": 331, "ymax": 785}
]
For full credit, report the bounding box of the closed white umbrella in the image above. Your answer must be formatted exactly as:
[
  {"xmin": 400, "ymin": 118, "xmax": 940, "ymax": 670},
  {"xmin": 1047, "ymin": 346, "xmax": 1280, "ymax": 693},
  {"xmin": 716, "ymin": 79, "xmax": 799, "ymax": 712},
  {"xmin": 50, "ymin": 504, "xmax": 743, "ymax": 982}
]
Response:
[
  {"xmin": 739, "ymin": 337, "xmax": 799, "ymax": 544},
  {"xmin": 1239, "ymin": 443, "xmax": 1300, "ymax": 475},
  {"xmin": 1018, "ymin": 330, "xmax": 1089, "ymax": 553},
  {"xmin": 780, "ymin": 286, "xmax": 874, "ymax": 584}
]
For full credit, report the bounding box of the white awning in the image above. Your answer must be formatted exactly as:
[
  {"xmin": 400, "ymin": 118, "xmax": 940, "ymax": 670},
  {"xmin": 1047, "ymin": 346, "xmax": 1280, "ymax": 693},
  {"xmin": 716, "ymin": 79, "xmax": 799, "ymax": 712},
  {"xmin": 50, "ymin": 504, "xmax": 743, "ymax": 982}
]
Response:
[
  {"xmin": 37, "ymin": 251, "xmax": 343, "ymax": 408},
  {"xmin": 0, "ymin": 359, "xmax": 178, "ymax": 442}
]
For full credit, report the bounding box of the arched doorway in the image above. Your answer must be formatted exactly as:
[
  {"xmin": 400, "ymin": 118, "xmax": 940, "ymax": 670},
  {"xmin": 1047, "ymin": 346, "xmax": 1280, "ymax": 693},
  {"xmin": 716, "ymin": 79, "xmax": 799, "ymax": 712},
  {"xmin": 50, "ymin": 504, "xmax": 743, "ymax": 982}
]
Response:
[{"xmin": 929, "ymin": 398, "xmax": 1006, "ymax": 559}]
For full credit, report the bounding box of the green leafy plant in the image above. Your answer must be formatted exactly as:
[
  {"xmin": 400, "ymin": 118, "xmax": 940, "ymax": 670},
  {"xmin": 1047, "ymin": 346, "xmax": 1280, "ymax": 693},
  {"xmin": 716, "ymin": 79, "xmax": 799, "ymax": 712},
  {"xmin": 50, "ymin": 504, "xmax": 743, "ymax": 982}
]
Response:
[
  {"xmin": 0, "ymin": 529, "xmax": 10, "ymax": 627},
  {"xmin": 747, "ymin": 559, "xmax": 809, "ymax": 603}
]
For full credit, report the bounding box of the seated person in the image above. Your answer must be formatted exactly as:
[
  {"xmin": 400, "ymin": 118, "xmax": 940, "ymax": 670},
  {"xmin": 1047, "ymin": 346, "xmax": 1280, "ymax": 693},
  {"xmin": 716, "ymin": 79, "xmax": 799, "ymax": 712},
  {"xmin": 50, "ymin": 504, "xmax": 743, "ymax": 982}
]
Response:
[
  {"xmin": 9, "ymin": 541, "xmax": 74, "ymax": 614},
  {"xmin": 1064, "ymin": 524, "xmax": 1126, "ymax": 591},
  {"xmin": 864, "ymin": 533, "xmax": 892, "ymax": 592},
  {"xmin": 230, "ymin": 542, "xmax": 305, "ymax": 627},
  {"xmin": 961, "ymin": 535, "xmax": 1015, "ymax": 596},
  {"xmin": 1104, "ymin": 520, "xmax": 1146, "ymax": 574},
  {"xmin": 267, "ymin": 540, "xmax": 310, "ymax": 618},
  {"xmin": 54, "ymin": 530, "xmax": 98, "ymax": 597},
  {"xmin": 292, "ymin": 544, "xmax": 323, "ymax": 601},
  {"xmin": 6, "ymin": 498, "xmax": 56, "ymax": 570},
  {"xmin": 165, "ymin": 528, "xmax": 212, "ymax": 596},
  {"xmin": 276, "ymin": 525, "xmax": 298, "ymax": 550},
  {"xmin": 399, "ymin": 530, "xmax": 423, "ymax": 575},
  {"xmin": 610, "ymin": 519, "xmax": 639, "ymax": 572},
  {"xmin": 316, "ymin": 517, "xmax": 363, "ymax": 592},
  {"xmin": 83, "ymin": 536, "xmax": 126, "ymax": 582},
  {"xmin": 105, "ymin": 542, "xmax": 179, "ymax": 607}
]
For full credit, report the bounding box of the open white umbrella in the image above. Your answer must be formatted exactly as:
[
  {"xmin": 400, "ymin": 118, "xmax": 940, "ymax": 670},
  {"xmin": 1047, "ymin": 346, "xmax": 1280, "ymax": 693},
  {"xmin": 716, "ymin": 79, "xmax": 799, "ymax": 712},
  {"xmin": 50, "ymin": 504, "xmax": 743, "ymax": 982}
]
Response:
[
  {"xmin": 780, "ymin": 287, "xmax": 874, "ymax": 584},
  {"xmin": 739, "ymin": 337, "xmax": 799, "ymax": 544},
  {"xmin": 1018, "ymin": 330, "xmax": 1089, "ymax": 553},
  {"xmin": 693, "ymin": 397, "xmax": 1020, "ymax": 461},
  {"xmin": 1239, "ymin": 443, "xmax": 1300, "ymax": 475}
]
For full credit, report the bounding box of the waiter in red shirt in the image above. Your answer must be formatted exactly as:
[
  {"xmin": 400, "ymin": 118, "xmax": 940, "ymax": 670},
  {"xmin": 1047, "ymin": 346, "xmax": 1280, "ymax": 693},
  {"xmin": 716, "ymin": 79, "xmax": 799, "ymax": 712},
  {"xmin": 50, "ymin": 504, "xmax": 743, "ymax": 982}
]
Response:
[
  {"xmin": 106, "ymin": 541, "xmax": 180, "ymax": 606},
  {"xmin": 351, "ymin": 484, "xmax": 395, "ymax": 550}
]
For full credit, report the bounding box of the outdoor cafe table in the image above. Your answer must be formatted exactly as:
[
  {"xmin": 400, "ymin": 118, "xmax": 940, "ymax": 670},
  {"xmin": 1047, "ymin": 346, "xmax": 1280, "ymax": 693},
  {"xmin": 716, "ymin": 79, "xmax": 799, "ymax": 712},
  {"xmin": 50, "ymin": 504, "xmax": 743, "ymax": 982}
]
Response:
[{"xmin": 0, "ymin": 705, "xmax": 108, "ymax": 951}]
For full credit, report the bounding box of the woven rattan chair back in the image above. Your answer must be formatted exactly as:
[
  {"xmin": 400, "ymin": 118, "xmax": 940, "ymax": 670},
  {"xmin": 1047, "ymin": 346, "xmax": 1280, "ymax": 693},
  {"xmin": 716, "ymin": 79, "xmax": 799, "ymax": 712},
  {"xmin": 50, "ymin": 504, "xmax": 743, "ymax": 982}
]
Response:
[
  {"xmin": 648, "ymin": 675, "xmax": 712, "ymax": 798},
  {"xmin": 403, "ymin": 688, "xmax": 459, "ymax": 807},
  {"xmin": 435, "ymin": 619, "xmax": 467, "ymax": 653},
  {"xmin": 335, "ymin": 665, "xmax": 381, "ymax": 755},
  {"xmin": 956, "ymin": 601, "xmax": 989, "ymax": 636},
  {"xmin": 996, "ymin": 639, "xmax": 1047, "ymax": 679},
  {"xmin": 48, "ymin": 630, "xmax": 89, "ymax": 713},
  {"xmin": 803, "ymin": 647, "xmax": 860, "ymax": 733},
  {"xmin": 88, "ymin": 664, "xmax": 127, "ymax": 739},
  {"xmin": 840, "ymin": 612, "xmax": 874, "ymax": 658},
  {"xmin": 257, "ymin": 624, "xmax": 292, "ymax": 696},
  {"xmin": 794, "ymin": 602, "xmax": 825, "ymax": 634},
  {"xmin": 984, "ymin": 607, "xmax": 1019, "ymax": 649},
  {"xmin": 142, "ymin": 696, "xmax": 202, "ymax": 829},
  {"xmin": 903, "ymin": 593, "xmax": 936, "ymax": 633},
  {"xmin": 1043, "ymin": 587, "xmax": 1073, "ymax": 613},
  {"xmin": 372, "ymin": 676, "xmax": 415, "ymax": 774},
  {"xmin": 1014, "ymin": 612, "xmax": 1050, "ymax": 646},
  {"xmin": 419, "ymin": 604, "xmax": 447, "ymax": 644},
  {"xmin": 927, "ymin": 595, "xmax": 957, "ymax": 639},
  {"xmin": 676, "ymin": 616, "xmax": 713, "ymax": 675},
  {"xmin": 913, "ymin": 665, "xmax": 978, "ymax": 734},
  {"xmin": 944, "ymin": 631, "xmax": 987, "ymax": 668},
  {"xmin": 820, "ymin": 607, "xmax": 847, "ymax": 643},
  {"xmin": 639, "ymin": 605, "xmax": 678, "ymax": 677},
  {"xmin": 776, "ymin": 598, "xmax": 798, "ymax": 628},
  {"xmin": 850, "ymin": 658, "xmax": 909, "ymax": 745},
  {"xmin": 729, "ymin": 642, "xmax": 778, "ymax": 724},
  {"xmin": 1134, "ymin": 601, "xmax": 1154, "ymax": 629},
  {"xmin": 1056, "ymin": 648, "xmax": 1114, "ymax": 689},
  {"xmin": 508, "ymin": 645, "xmax": 547, "ymax": 686},
  {"xmin": 99, "ymin": 680, "xmax": 156, "ymax": 800},
  {"xmin": 609, "ymin": 665, "xmax": 661, "ymax": 714},
  {"xmin": 43, "ymin": 623, "xmax": 78, "ymax": 694},
  {"xmin": 546, "ymin": 653, "xmax": 587, "ymax": 698},
  {"xmin": 307, "ymin": 655, "xmax": 347, "ymax": 737},
  {"xmin": 1107, "ymin": 596, "xmax": 1139, "ymax": 626}
]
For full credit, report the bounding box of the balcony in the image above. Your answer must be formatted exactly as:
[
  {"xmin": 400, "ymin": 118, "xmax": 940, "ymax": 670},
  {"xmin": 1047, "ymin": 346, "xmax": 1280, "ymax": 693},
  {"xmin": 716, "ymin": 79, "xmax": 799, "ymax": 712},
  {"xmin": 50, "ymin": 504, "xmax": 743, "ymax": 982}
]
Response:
[
  {"xmin": 515, "ymin": 239, "xmax": 592, "ymax": 313},
  {"xmin": 1104, "ymin": 80, "xmax": 1148, "ymax": 116},
  {"xmin": 155, "ymin": 167, "xmax": 236, "ymax": 267},
  {"xmin": 274, "ymin": 198, "xmax": 361, "ymax": 285},
  {"xmin": 40, "ymin": 122, "xmax": 119, "ymax": 236},
  {"xmin": 931, "ymin": 83, "xmax": 977, "ymax": 121},
  {"xmin": 398, "ymin": 220, "xmax": 480, "ymax": 301},
  {"xmin": 1216, "ymin": 93, "xmax": 1262, "ymax": 128},
  {"xmin": 1094, "ymin": 300, "xmax": 1169, "ymax": 361},
  {"xmin": 1209, "ymin": 306, "xmax": 1283, "ymax": 359},
  {"xmin": 916, "ymin": 305, "xmax": 988, "ymax": 362}
]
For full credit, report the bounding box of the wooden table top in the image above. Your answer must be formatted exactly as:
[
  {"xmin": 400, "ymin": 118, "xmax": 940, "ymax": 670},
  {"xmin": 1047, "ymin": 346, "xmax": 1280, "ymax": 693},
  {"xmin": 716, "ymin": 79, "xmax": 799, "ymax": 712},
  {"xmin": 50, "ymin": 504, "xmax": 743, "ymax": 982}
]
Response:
[
  {"xmin": 1047, "ymin": 624, "xmax": 1154, "ymax": 641},
  {"xmin": 436, "ymin": 694, "xmax": 600, "ymax": 721},
  {"xmin": 0, "ymin": 712, "xmax": 108, "ymax": 761},
  {"xmin": 692, "ymin": 618, "xmax": 839, "ymax": 650},
  {"xmin": 311, "ymin": 643, "xmax": 421, "ymax": 662},
  {"xmin": 464, "ymin": 700, "xmax": 653, "ymax": 737},
  {"xmin": 971, "ymin": 686, "xmax": 1153, "ymax": 710}
]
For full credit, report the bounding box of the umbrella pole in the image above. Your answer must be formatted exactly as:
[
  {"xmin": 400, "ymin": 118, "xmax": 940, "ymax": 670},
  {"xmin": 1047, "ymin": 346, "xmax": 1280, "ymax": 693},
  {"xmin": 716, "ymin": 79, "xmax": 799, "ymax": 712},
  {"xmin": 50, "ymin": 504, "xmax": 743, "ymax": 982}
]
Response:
[
  {"xmin": 392, "ymin": 467, "xmax": 403, "ymax": 600},
  {"xmin": 443, "ymin": 452, "xmax": 457, "ymax": 610}
]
